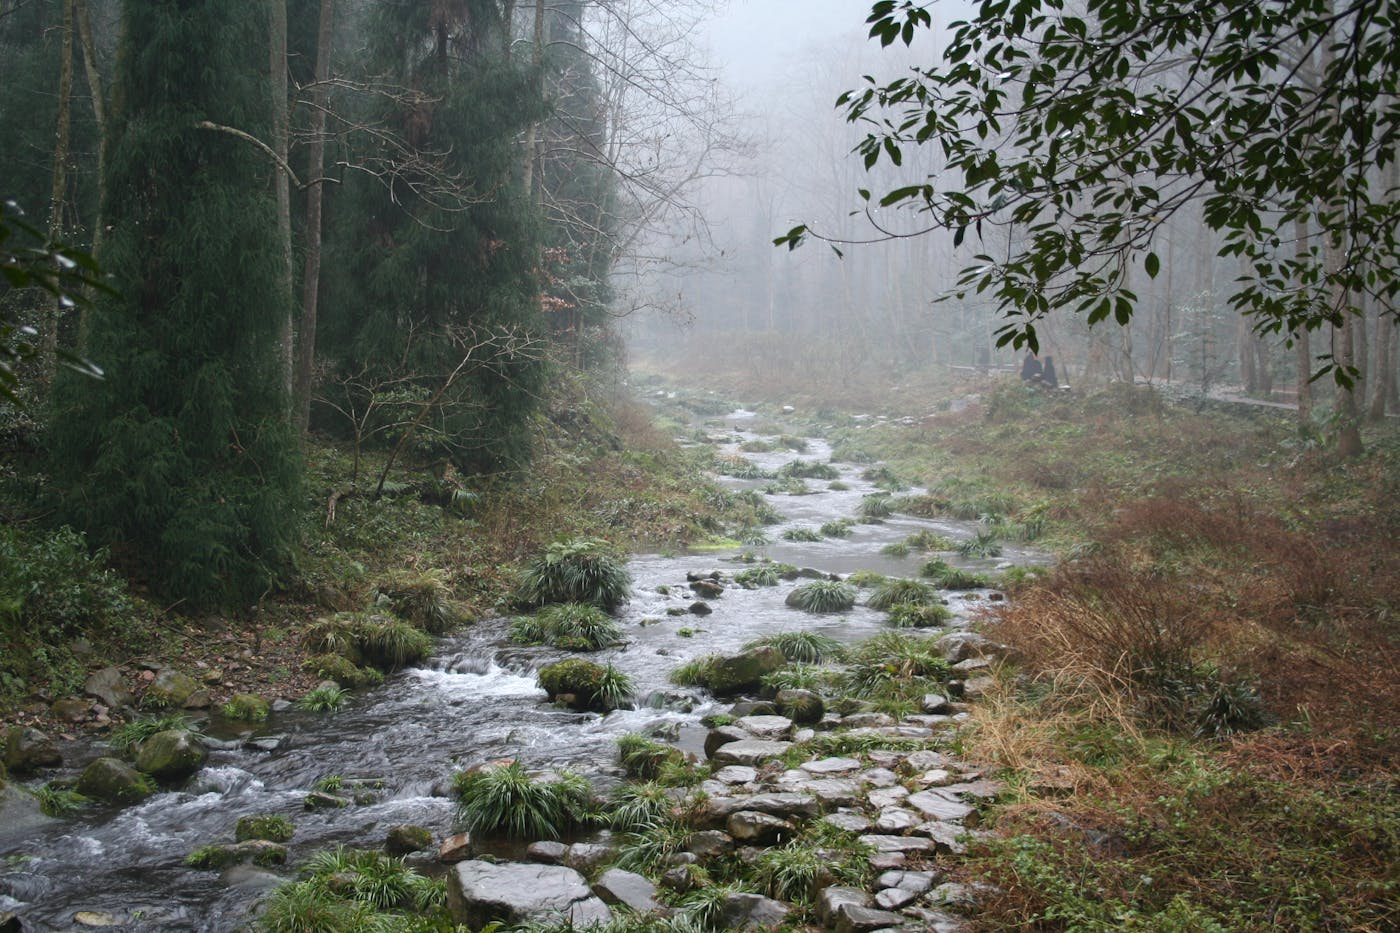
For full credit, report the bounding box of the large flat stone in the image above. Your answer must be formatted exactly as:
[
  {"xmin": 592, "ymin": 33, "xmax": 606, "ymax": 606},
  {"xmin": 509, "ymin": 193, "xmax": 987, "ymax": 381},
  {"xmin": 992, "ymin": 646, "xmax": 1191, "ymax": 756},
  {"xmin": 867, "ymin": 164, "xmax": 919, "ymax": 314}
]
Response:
[
  {"xmin": 857, "ymin": 834, "xmax": 934, "ymax": 854},
  {"xmin": 593, "ymin": 868, "xmax": 663, "ymax": 914},
  {"xmin": 702, "ymin": 792, "xmax": 819, "ymax": 823},
  {"xmin": 711, "ymin": 740, "xmax": 793, "ymax": 766},
  {"xmin": 907, "ymin": 789, "xmax": 976, "ymax": 823},
  {"xmin": 447, "ymin": 861, "xmax": 612, "ymax": 929},
  {"xmin": 734, "ymin": 715, "xmax": 794, "ymax": 740},
  {"xmin": 799, "ymin": 756, "xmax": 861, "ymax": 774}
]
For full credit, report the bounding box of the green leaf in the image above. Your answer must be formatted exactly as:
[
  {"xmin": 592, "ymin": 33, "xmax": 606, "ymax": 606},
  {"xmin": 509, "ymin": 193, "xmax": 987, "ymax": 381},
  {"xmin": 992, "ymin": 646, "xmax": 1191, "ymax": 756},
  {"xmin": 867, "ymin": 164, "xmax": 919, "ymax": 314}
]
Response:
[{"xmin": 1144, "ymin": 252, "xmax": 1160, "ymax": 279}]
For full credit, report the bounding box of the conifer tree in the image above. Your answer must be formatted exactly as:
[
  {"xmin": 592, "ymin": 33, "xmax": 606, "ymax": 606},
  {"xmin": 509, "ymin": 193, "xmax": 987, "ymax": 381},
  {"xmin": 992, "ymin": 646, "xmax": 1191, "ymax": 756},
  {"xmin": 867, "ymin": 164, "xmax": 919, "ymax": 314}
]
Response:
[{"xmin": 50, "ymin": 0, "xmax": 300, "ymax": 608}]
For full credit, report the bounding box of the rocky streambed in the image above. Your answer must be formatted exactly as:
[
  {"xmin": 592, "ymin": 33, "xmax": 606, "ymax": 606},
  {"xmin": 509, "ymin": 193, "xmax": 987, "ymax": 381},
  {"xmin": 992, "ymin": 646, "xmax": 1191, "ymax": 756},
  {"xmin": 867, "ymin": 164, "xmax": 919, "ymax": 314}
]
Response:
[{"xmin": 1, "ymin": 407, "xmax": 1035, "ymax": 931}]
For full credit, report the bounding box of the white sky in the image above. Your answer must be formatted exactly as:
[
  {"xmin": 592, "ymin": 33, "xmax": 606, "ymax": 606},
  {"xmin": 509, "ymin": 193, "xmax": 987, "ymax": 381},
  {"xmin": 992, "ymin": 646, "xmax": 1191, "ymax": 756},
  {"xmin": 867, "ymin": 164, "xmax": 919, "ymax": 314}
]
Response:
[{"xmin": 700, "ymin": 0, "xmax": 865, "ymax": 85}]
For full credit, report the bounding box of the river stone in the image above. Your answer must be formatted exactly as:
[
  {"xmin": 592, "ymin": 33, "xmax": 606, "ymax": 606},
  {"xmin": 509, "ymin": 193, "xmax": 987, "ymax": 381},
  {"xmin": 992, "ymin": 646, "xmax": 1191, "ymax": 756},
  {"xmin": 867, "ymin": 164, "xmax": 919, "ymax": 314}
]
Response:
[
  {"xmin": 719, "ymin": 891, "xmax": 789, "ymax": 931},
  {"xmin": 713, "ymin": 765, "xmax": 757, "ymax": 785},
  {"xmin": 144, "ymin": 669, "xmax": 200, "ymax": 708},
  {"xmin": 875, "ymin": 885, "xmax": 920, "ymax": 910},
  {"xmin": 711, "ymin": 739, "xmax": 792, "ymax": 766},
  {"xmin": 935, "ymin": 631, "xmax": 991, "ymax": 664},
  {"xmin": 219, "ymin": 864, "xmax": 284, "ymax": 892},
  {"xmin": 801, "ymin": 756, "xmax": 861, "ymax": 775},
  {"xmin": 774, "ymin": 688, "xmax": 824, "ymax": 724},
  {"xmin": 385, "ymin": 824, "xmax": 433, "ymax": 855},
  {"xmin": 907, "ymin": 790, "xmax": 976, "ymax": 824},
  {"xmin": 914, "ymin": 821, "xmax": 968, "ymax": 855},
  {"xmin": 447, "ymin": 861, "xmax": 612, "ymax": 928},
  {"xmin": 877, "ymin": 869, "xmax": 938, "ymax": 894},
  {"xmin": 51, "ymin": 697, "xmax": 91, "ymax": 722},
  {"xmin": 951, "ymin": 657, "xmax": 993, "ymax": 675},
  {"xmin": 0, "ymin": 784, "xmax": 55, "ymax": 842},
  {"xmin": 942, "ymin": 778, "xmax": 1004, "ymax": 799},
  {"xmin": 688, "ymin": 602, "xmax": 712, "ymax": 616},
  {"xmin": 75, "ymin": 757, "xmax": 153, "ymax": 804},
  {"xmin": 857, "ymin": 834, "xmax": 934, "ymax": 854},
  {"xmin": 921, "ymin": 693, "xmax": 952, "ymax": 714},
  {"xmin": 135, "ymin": 730, "xmax": 207, "ymax": 780},
  {"xmin": 0, "ymin": 910, "xmax": 20, "ymax": 933},
  {"xmin": 787, "ymin": 778, "xmax": 860, "ymax": 807},
  {"xmin": 900, "ymin": 750, "xmax": 949, "ymax": 773},
  {"xmin": 685, "ymin": 830, "xmax": 733, "ymax": 858},
  {"xmin": 915, "ymin": 769, "xmax": 954, "ymax": 788},
  {"xmin": 689, "ymin": 580, "xmax": 724, "ymax": 599},
  {"xmin": 593, "ymin": 868, "xmax": 663, "ymax": 913},
  {"xmin": 563, "ymin": 843, "xmax": 615, "ymax": 873},
  {"xmin": 704, "ymin": 646, "xmax": 786, "ymax": 695},
  {"xmin": 727, "ymin": 810, "xmax": 796, "ymax": 844},
  {"xmin": 303, "ymin": 790, "xmax": 349, "ymax": 810},
  {"xmin": 728, "ymin": 700, "xmax": 777, "ymax": 718},
  {"xmin": 874, "ymin": 807, "xmax": 921, "ymax": 833},
  {"xmin": 439, "ymin": 833, "xmax": 473, "ymax": 862},
  {"xmin": 866, "ymin": 786, "xmax": 908, "ymax": 809},
  {"xmin": 734, "ymin": 715, "xmax": 793, "ymax": 740},
  {"xmin": 703, "ymin": 725, "xmax": 747, "ymax": 758},
  {"xmin": 2, "ymin": 727, "xmax": 61, "ymax": 774},
  {"xmin": 73, "ymin": 911, "xmax": 121, "ymax": 927},
  {"xmin": 859, "ymin": 767, "xmax": 900, "ymax": 787},
  {"xmin": 702, "ymin": 792, "xmax": 819, "ymax": 822},
  {"xmin": 836, "ymin": 904, "xmax": 906, "ymax": 932},
  {"xmin": 840, "ymin": 712, "xmax": 896, "ymax": 729},
  {"xmin": 822, "ymin": 811, "xmax": 872, "ymax": 833},
  {"xmin": 962, "ymin": 675, "xmax": 996, "ymax": 700},
  {"xmin": 903, "ymin": 906, "xmax": 974, "ymax": 932}
]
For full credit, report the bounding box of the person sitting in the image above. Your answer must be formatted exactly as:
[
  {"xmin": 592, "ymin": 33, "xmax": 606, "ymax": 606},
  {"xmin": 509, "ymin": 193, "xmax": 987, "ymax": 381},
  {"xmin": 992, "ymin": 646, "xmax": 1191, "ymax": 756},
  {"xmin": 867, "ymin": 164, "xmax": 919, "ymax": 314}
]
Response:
[
  {"xmin": 1020, "ymin": 352, "xmax": 1043, "ymax": 383},
  {"xmin": 1041, "ymin": 355, "xmax": 1059, "ymax": 388}
]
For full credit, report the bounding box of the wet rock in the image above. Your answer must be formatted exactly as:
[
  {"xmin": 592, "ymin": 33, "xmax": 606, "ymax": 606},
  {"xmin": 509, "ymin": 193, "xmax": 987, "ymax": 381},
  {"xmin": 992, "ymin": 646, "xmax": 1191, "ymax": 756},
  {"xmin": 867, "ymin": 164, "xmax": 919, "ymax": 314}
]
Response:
[
  {"xmin": 688, "ymin": 601, "xmax": 713, "ymax": 616},
  {"xmin": 859, "ymin": 768, "xmax": 900, "ymax": 787},
  {"xmin": 704, "ymin": 647, "xmax": 786, "ymax": 695},
  {"xmin": 800, "ymin": 756, "xmax": 861, "ymax": 775},
  {"xmin": 685, "ymin": 830, "xmax": 733, "ymax": 858},
  {"xmin": 135, "ymin": 730, "xmax": 207, "ymax": 780},
  {"xmin": 270, "ymin": 699, "xmax": 293, "ymax": 713},
  {"xmin": 728, "ymin": 700, "xmax": 777, "ymax": 718},
  {"xmin": 303, "ymin": 790, "xmax": 349, "ymax": 810},
  {"xmin": 876, "ymin": 870, "xmax": 937, "ymax": 894},
  {"xmin": 702, "ymin": 792, "xmax": 819, "ymax": 823},
  {"xmin": 144, "ymin": 669, "xmax": 200, "ymax": 709},
  {"xmin": 874, "ymin": 807, "xmax": 920, "ymax": 833},
  {"xmin": 727, "ymin": 810, "xmax": 796, "ymax": 844},
  {"xmin": 446, "ymin": 861, "xmax": 612, "ymax": 929},
  {"xmin": 660, "ymin": 864, "xmax": 703, "ymax": 892},
  {"xmin": 950, "ymin": 657, "xmax": 992, "ymax": 675},
  {"xmin": 685, "ymin": 570, "xmax": 722, "ymax": 583},
  {"xmin": 189, "ymin": 840, "xmax": 288, "ymax": 869},
  {"xmin": 703, "ymin": 725, "xmax": 747, "ymax": 758},
  {"xmin": 219, "ymin": 864, "xmax": 284, "ymax": 892},
  {"xmin": 875, "ymin": 886, "xmax": 920, "ymax": 910},
  {"xmin": 0, "ymin": 911, "xmax": 18, "ymax": 933},
  {"xmin": 935, "ymin": 632, "xmax": 994, "ymax": 665},
  {"xmin": 867, "ymin": 786, "xmax": 908, "ymax": 809},
  {"xmin": 818, "ymin": 886, "xmax": 869, "ymax": 926},
  {"xmin": 75, "ymin": 757, "xmax": 154, "ymax": 804},
  {"xmin": 785, "ymin": 777, "xmax": 860, "ymax": 808},
  {"xmin": 822, "ymin": 811, "xmax": 872, "ymax": 834},
  {"xmin": 73, "ymin": 910, "xmax": 121, "ymax": 927},
  {"xmin": 719, "ymin": 891, "xmax": 789, "ymax": 930},
  {"xmin": 593, "ymin": 868, "xmax": 664, "ymax": 914},
  {"xmin": 734, "ymin": 715, "xmax": 793, "ymax": 740},
  {"xmin": 439, "ymin": 833, "xmax": 473, "ymax": 863},
  {"xmin": 385, "ymin": 824, "xmax": 433, "ymax": 855},
  {"xmin": 2, "ymin": 727, "xmax": 61, "ymax": 774},
  {"xmin": 906, "ymin": 790, "xmax": 976, "ymax": 824},
  {"xmin": 689, "ymin": 580, "xmax": 724, "ymax": 599},
  {"xmin": 962, "ymin": 676, "xmax": 996, "ymax": 700},
  {"xmin": 857, "ymin": 834, "xmax": 934, "ymax": 854},
  {"xmin": 243, "ymin": 735, "xmax": 285, "ymax": 752},
  {"xmin": 711, "ymin": 739, "xmax": 792, "ymax": 766},
  {"xmin": 913, "ymin": 821, "xmax": 968, "ymax": 855},
  {"xmin": 774, "ymin": 689, "xmax": 824, "ymax": 724},
  {"xmin": 840, "ymin": 712, "xmax": 896, "ymax": 729},
  {"xmin": 713, "ymin": 765, "xmax": 757, "ymax": 785},
  {"xmin": 868, "ymin": 851, "xmax": 906, "ymax": 871},
  {"xmin": 51, "ymin": 698, "xmax": 91, "ymax": 722},
  {"xmin": 921, "ymin": 693, "xmax": 952, "ymax": 714},
  {"xmin": 563, "ymin": 842, "xmax": 615, "ymax": 873},
  {"xmin": 834, "ymin": 904, "xmax": 905, "ymax": 933}
]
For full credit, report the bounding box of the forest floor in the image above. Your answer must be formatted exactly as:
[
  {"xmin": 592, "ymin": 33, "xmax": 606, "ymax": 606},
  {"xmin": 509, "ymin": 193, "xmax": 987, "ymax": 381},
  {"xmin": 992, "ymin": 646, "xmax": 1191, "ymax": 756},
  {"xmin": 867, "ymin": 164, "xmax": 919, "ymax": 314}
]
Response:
[{"xmin": 633, "ymin": 356, "xmax": 1400, "ymax": 932}]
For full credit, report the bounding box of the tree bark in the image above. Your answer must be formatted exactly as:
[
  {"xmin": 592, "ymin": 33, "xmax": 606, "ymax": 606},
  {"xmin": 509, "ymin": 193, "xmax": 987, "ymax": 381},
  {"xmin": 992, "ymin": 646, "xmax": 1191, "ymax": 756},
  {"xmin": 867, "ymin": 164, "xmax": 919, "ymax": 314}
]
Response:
[
  {"xmin": 294, "ymin": 0, "xmax": 335, "ymax": 435},
  {"xmin": 270, "ymin": 0, "xmax": 294, "ymax": 403},
  {"xmin": 1370, "ymin": 315, "xmax": 1394, "ymax": 420},
  {"xmin": 521, "ymin": 0, "xmax": 544, "ymax": 197},
  {"xmin": 74, "ymin": 0, "xmax": 104, "ymax": 352},
  {"xmin": 42, "ymin": 0, "xmax": 76, "ymax": 386}
]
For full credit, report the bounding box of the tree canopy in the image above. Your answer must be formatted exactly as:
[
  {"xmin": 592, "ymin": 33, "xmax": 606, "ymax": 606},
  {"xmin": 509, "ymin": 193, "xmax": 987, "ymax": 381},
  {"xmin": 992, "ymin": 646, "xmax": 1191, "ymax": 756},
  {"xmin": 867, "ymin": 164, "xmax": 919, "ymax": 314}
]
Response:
[{"xmin": 777, "ymin": 0, "xmax": 1400, "ymax": 378}]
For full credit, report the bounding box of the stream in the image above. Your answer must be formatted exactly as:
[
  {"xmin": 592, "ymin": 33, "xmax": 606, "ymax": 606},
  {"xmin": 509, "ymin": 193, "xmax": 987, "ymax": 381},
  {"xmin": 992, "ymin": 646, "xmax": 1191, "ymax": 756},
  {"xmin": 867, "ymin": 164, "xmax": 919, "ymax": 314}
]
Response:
[{"xmin": 0, "ymin": 408, "xmax": 1038, "ymax": 931}]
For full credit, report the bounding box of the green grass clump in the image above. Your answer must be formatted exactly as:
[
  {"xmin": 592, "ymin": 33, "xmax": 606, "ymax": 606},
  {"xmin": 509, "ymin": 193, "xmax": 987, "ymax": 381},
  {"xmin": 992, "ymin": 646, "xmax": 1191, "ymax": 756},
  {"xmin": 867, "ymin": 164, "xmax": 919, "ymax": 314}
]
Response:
[
  {"xmin": 354, "ymin": 617, "xmax": 434, "ymax": 669},
  {"xmin": 880, "ymin": 541, "xmax": 911, "ymax": 557},
  {"xmin": 888, "ymin": 602, "xmax": 954, "ymax": 628},
  {"xmin": 30, "ymin": 783, "xmax": 88, "ymax": 817},
  {"xmin": 737, "ymin": 528, "xmax": 771, "ymax": 546},
  {"xmin": 921, "ymin": 559, "xmax": 992, "ymax": 589},
  {"xmin": 867, "ymin": 578, "xmax": 938, "ymax": 610},
  {"xmin": 780, "ymin": 460, "xmax": 841, "ymax": 480},
  {"xmin": 509, "ymin": 603, "xmax": 623, "ymax": 652},
  {"xmin": 828, "ymin": 480, "xmax": 851, "ymax": 491},
  {"xmin": 841, "ymin": 631, "xmax": 951, "ymax": 698},
  {"xmin": 905, "ymin": 530, "xmax": 956, "ymax": 551},
  {"xmin": 235, "ymin": 813, "xmax": 295, "ymax": 843},
  {"xmin": 302, "ymin": 654, "xmax": 384, "ymax": 688},
  {"xmin": 109, "ymin": 712, "xmax": 198, "ymax": 753},
  {"xmin": 617, "ymin": 734, "xmax": 685, "ymax": 780},
  {"xmin": 957, "ymin": 530, "xmax": 1004, "ymax": 558},
  {"xmin": 454, "ymin": 762, "xmax": 595, "ymax": 840},
  {"xmin": 735, "ymin": 565, "xmax": 781, "ymax": 588},
  {"xmin": 605, "ymin": 781, "xmax": 676, "ymax": 832},
  {"xmin": 669, "ymin": 655, "xmax": 721, "ymax": 686},
  {"xmin": 859, "ymin": 494, "xmax": 893, "ymax": 521},
  {"xmin": 820, "ymin": 519, "xmax": 855, "ymax": 538},
  {"xmin": 786, "ymin": 579, "xmax": 856, "ymax": 613},
  {"xmin": 754, "ymin": 838, "xmax": 869, "ymax": 904},
  {"xmin": 776, "ymin": 435, "xmax": 809, "ymax": 452},
  {"xmin": 296, "ymin": 683, "xmax": 351, "ymax": 712},
  {"xmin": 762, "ymin": 664, "xmax": 841, "ymax": 693},
  {"xmin": 847, "ymin": 569, "xmax": 889, "ymax": 588},
  {"xmin": 745, "ymin": 631, "xmax": 845, "ymax": 664},
  {"xmin": 256, "ymin": 847, "xmax": 445, "ymax": 931},
  {"xmin": 781, "ymin": 526, "xmax": 823, "ymax": 542},
  {"xmin": 373, "ymin": 568, "xmax": 462, "ymax": 634},
  {"xmin": 739, "ymin": 439, "xmax": 774, "ymax": 453},
  {"xmin": 537, "ymin": 658, "xmax": 635, "ymax": 711},
  {"xmin": 221, "ymin": 694, "xmax": 270, "ymax": 722},
  {"xmin": 514, "ymin": 538, "xmax": 632, "ymax": 612}
]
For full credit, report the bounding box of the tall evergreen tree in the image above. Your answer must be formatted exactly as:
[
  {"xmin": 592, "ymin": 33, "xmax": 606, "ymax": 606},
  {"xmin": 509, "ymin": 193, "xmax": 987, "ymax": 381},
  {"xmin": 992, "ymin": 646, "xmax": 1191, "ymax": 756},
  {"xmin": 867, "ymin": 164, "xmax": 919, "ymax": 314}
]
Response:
[
  {"xmin": 50, "ymin": 0, "xmax": 300, "ymax": 608},
  {"xmin": 319, "ymin": 0, "xmax": 547, "ymax": 474}
]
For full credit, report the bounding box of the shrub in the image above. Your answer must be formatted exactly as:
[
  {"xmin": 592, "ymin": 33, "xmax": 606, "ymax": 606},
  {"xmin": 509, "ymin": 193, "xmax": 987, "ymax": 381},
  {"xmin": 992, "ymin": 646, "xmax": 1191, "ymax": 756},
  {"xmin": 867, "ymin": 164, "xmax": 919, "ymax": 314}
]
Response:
[
  {"xmin": 374, "ymin": 568, "xmax": 461, "ymax": 634},
  {"xmin": 302, "ymin": 654, "xmax": 383, "ymax": 688},
  {"xmin": 454, "ymin": 762, "xmax": 595, "ymax": 839},
  {"xmin": 296, "ymin": 683, "xmax": 351, "ymax": 712},
  {"xmin": 745, "ymin": 631, "xmax": 844, "ymax": 663},
  {"xmin": 786, "ymin": 580, "xmax": 856, "ymax": 613},
  {"xmin": 515, "ymin": 538, "xmax": 632, "ymax": 612},
  {"xmin": 510, "ymin": 603, "xmax": 622, "ymax": 652},
  {"xmin": 355, "ymin": 616, "xmax": 434, "ymax": 670},
  {"xmin": 867, "ymin": 578, "xmax": 938, "ymax": 611}
]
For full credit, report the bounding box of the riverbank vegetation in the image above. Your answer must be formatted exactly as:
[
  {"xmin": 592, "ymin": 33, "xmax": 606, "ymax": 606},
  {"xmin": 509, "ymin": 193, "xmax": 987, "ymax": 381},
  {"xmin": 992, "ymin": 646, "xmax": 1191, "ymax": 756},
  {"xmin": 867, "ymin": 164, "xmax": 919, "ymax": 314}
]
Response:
[{"xmin": 640, "ymin": 374, "xmax": 1399, "ymax": 932}]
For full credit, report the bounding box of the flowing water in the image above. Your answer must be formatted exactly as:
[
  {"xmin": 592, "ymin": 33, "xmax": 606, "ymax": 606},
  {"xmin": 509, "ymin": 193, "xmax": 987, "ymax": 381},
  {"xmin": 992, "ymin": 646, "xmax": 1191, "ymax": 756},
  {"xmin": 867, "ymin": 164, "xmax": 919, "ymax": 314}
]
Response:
[{"xmin": 0, "ymin": 410, "xmax": 1039, "ymax": 931}]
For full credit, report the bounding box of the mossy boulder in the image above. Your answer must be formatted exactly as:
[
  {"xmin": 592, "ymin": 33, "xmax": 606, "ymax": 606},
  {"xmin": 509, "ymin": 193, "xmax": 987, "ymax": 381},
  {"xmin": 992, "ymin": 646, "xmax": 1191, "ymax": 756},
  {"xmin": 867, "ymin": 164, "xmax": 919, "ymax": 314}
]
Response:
[
  {"xmin": 2, "ymin": 727, "xmax": 62, "ymax": 774},
  {"xmin": 774, "ymin": 688, "xmax": 825, "ymax": 724},
  {"xmin": 144, "ymin": 669, "xmax": 201, "ymax": 709},
  {"xmin": 385, "ymin": 823, "xmax": 434, "ymax": 855},
  {"xmin": 303, "ymin": 654, "xmax": 384, "ymax": 688},
  {"xmin": 702, "ymin": 647, "xmax": 786, "ymax": 696},
  {"xmin": 235, "ymin": 813, "xmax": 295, "ymax": 843},
  {"xmin": 221, "ymin": 693, "xmax": 271, "ymax": 722},
  {"xmin": 186, "ymin": 840, "xmax": 287, "ymax": 870},
  {"xmin": 135, "ymin": 729, "xmax": 208, "ymax": 780},
  {"xmin": 76, "ymin": 757, "xmax": 154, "ymax": 804},
  {"xmin": 538, "ymin": 659, "xmax": 606, "ymax": 711}
]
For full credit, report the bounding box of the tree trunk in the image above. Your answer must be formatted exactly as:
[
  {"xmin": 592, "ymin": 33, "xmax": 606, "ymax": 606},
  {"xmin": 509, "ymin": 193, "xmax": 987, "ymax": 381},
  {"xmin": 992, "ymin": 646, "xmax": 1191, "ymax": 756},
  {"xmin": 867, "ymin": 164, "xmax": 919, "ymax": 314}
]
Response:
[
  {"xmin": 270, "ymin": 0, "xmax": 294, "ymax": 403},
  {"xmin": 521, "ymin": 0, "xmax": 544, "ymax": 196},
  {"xmin": 42, "ymin": 0, "xmax": 76, "ymax": 386},
  {"xmin": 1238, "ymin": 314, "xmax": 1256, "ymax": 394},
  {"xmin": 294, "ymin": 0, "xmax": 335, "ymax": 435},
  {"xmin": 1370, "ymin": 315, "xmax": 1394, "ymax": 420},
  {"xmin": 1294, "ymin": 218, "xmax": 1314, "ymax": 426},
  {"xmin": 74, "ymin": 0, "xmax": 105, "ymax": 352}
]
